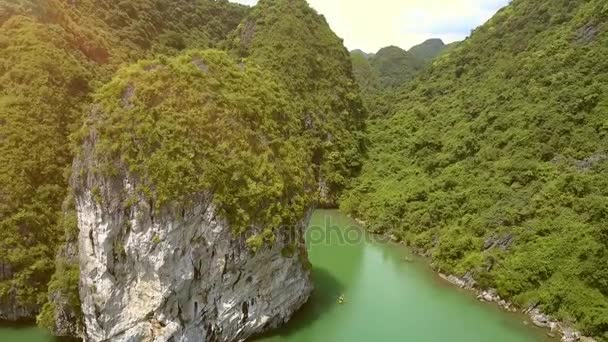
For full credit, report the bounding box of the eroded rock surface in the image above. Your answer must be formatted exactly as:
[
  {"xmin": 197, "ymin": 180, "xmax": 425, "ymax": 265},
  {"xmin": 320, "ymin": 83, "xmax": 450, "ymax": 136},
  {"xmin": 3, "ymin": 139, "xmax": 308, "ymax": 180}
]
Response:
[{"xmin": 73, "ymin": 149, "xmax": 313, "ymax": 342}]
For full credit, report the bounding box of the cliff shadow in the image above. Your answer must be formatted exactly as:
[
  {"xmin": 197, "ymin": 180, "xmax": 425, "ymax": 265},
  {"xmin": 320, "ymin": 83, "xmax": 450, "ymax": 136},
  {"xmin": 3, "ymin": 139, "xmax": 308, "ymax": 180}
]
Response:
[{"xmin": 251, "ymin": 267, "xmax": 345, "ymax": 340}]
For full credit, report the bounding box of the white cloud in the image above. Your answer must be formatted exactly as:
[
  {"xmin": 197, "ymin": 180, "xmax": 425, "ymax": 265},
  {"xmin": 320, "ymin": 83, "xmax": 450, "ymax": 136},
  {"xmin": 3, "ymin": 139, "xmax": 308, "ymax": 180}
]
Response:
[{"xmin": 230, "ymin": 0, "xmax": 510, "ymax": 53}]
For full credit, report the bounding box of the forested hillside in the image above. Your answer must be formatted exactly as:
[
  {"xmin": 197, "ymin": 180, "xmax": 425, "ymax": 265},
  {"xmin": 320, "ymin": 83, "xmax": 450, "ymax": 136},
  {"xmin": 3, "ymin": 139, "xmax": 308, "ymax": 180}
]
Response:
[
  {"xmin": 229, "ymin": 0, "xmax": 366, "ymax": 206},
  {"xmin": 0, "ymin": 0, "xmax": 247, "ymax": 324},
  {"xmin": 3, "ymin": 0, "xmax": 608, "ymax": 340},
  {"xmin": 342, "ymin": 0, "xmax": 608, "ymax": 339}
]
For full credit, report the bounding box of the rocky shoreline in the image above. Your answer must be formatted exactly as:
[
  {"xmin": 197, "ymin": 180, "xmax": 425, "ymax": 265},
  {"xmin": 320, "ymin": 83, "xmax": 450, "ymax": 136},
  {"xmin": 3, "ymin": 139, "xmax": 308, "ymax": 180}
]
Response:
[
  {"xmin": 437, "ymin": 273, "xmax": 595, "ymax": 342},
  {"xmin": 352, "ymin": 217, "xmax": 596, "ymax": 342}
]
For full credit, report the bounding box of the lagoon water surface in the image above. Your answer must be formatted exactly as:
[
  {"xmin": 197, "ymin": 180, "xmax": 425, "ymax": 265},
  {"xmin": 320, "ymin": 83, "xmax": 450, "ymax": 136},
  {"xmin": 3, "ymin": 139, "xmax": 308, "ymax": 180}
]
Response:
[
  {"xmin": 253, "ymin": 210, "xmax": 551, "ymax": 342},
  {"xmin": 0, "ymin": 210, "xmax": 552, "ymax": 342}
]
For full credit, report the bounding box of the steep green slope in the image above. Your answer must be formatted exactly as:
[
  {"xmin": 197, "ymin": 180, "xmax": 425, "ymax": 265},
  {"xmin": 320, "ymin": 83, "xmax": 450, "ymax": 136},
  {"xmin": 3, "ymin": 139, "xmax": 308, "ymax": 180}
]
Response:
[
  {"xmin": 0, "ymin": 0, "xmax": 247, "ymax": 322},
  {"xmin": 229, "ymin": 0, "xmax": 366, "ymax": 206},
  {"xmin": 343, "ymin": 0, "xmax": 608, "ymax": 338},
  {"xmin": 350, "ymin": 50, "xmax": 380, "ymax": 96}
]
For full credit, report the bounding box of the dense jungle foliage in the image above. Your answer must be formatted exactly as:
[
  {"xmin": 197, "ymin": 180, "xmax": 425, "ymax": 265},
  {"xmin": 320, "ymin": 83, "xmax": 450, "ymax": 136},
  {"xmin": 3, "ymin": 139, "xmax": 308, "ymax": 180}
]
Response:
[
  {"xmin": 0, "ymin": 0, "xmax": 247, "ymax": 326},
  {"xmin": 342, "ymin": 0, "xmax": 608, "ymax": 338},
  {"xmin": 83, "ymin": 49, "xmax": 315, "ymax": 245},
  {"xmin": 0, "ymin": 0, "xmax": 364, "ymax": 331},
  {"xmin": 228, "ymin": 0, "xmax": 367, "ymax": 206}
]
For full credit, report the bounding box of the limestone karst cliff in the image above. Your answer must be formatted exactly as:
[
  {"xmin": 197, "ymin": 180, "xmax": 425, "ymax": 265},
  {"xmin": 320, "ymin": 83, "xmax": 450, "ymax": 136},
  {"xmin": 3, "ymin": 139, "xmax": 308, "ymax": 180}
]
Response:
[
  {"xmin": 71, "ymin": 50, "xmax": 315, "ymax": 341},
  {"xmin": 74, "ymin": 185, "xmax": 312, "ymax": 341}
]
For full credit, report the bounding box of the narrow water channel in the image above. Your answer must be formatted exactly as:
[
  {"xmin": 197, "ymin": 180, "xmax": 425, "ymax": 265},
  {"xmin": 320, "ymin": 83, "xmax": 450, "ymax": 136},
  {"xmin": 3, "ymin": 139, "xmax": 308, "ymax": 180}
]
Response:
[{"xmin": 253, "ymin": 210, "xmax": 553, "ymax": 342}]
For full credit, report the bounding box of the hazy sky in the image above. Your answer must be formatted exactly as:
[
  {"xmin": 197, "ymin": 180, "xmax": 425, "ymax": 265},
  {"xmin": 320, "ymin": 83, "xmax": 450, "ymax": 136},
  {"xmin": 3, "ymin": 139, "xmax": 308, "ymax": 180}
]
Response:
[{"xmin": 230, "ymin": 0, "xmax": 510, "ymax": 52}]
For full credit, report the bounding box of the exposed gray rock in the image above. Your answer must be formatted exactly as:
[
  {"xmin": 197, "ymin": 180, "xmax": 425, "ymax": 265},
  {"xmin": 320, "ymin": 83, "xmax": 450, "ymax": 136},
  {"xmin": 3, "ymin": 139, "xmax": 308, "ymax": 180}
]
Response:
[
  {"xmin": 48, "ymin": 287, "xmax": 82, "ymax": 337},
  {"xmin": 354, "ymin": 218, "xmax": 366, "ymax": 227},
  {"xmin": 72, "ymin": 139, "xmax": 313, "ymax": 341},
  {"xmin": 529, "ymin": 308, "xmax": 552, "ymax": 328},
  {"xmin": 477, "ymin": 288, "xmax": 498, "ymax": 303},
  {"xmin": 192, "ymin": 58, "xmax": 209, "ymax": 73},
  {"xmin": 318, "ymin": 177, "xmax": 329, "ymax": 205},
  {"xmin": 483, "ymin": 233, "xmax": 514, "ymax": 251},
  {"xmin": 121, "ymin": 84, "xmax": 136, "ymax": 109},
  {"xmin": 238, "ymin": 19, "xmax": 257, "ymax": 51},
  {"xmin": 551, "ymin": 153, "xmax": 608, "ymax": 172},
  {"xmin": 0, "ymin": 290, "xmax": 38, "ymax": 321},
  {"xmin": 561, "ymin": 328, "xmax": 582, "ymax": 342},
  {"xmin": 439, "ymin": 273, "xmax": 471, "ymax": 289},
  {"xmin": 574, "ymin": 153, "xmax": 607, "ymax": 172},
  {"xmin": 575, "ymin": 23, "xmax": 599, "ymax": 44},
  {"xmin": 525, "ymin": 307, "xmax": 594, "ymax": 342}
]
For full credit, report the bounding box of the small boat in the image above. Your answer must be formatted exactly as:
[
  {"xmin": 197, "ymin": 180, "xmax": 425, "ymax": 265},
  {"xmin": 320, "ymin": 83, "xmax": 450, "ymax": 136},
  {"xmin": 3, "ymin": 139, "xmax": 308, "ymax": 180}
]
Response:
[{"xmin": 337, "ymin": 295, "xmax": 345, "ymax": 304}]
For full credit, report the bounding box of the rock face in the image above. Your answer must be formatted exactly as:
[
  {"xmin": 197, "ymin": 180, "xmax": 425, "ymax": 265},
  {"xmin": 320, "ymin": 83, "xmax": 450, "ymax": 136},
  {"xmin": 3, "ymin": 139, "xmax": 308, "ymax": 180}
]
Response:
[
  {"xmin": 73, "ymin": 149, "xmax": 313, "ymax": 341},
  {"xmin": 0, "ymin": 265, "xmax": 38, "ymax": 321},
  {"xmin": 48, "ymin": 240, "xmax": 83, "ymax": 337},
  {"xmin": 0, "ymin": 292, "xmax": 38, "ymax": 322}
]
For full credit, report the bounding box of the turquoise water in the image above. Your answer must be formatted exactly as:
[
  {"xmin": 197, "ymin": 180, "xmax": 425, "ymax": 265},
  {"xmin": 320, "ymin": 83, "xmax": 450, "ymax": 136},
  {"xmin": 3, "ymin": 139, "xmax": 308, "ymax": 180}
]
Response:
[
  {"xmin": 253, "ymin": 210, "xmax": 552, "ymax": 342},
  {"xmin": 0, "ymin": 210, "xmax": 552, "ymax": 342}
]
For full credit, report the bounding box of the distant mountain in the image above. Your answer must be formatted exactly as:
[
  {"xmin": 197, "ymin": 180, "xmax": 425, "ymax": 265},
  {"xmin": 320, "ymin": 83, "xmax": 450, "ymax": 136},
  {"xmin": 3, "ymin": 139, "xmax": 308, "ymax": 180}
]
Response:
[
  {"xmin": 351, "ymin": 49, "xmax": 374, "ymax": 59},
  {"xmin": 349, "ymin": 39, "xmax": 449, "ymax": 118},
  {"xmin": 409, "ymin": 38, "xmax": 447, "ymax": 64},
  {"xmin": 350, "ymin": 39, "xmax": 448, "ymax": 93},
  {"xmin": 370, "ymin": 45, "xmax": 421, "ymax": 89}
]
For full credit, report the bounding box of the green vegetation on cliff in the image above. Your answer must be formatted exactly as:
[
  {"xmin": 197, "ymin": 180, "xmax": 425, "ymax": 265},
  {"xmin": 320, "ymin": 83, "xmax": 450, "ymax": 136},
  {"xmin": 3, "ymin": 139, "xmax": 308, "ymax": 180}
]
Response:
[
  {"xmin": 343, "ymin": 0, "xmax": 608, "ymax": 338},
  {"xmin": 229, "ymin": 0, "xmax": 367, "ymax": 206},
  {"xmin": 5, "ymin": 0, "xmax": 607, "ymax": 339},
  {"xmin": 84, "ymin": 50, "xmax": 314, "ymax": 240}
]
